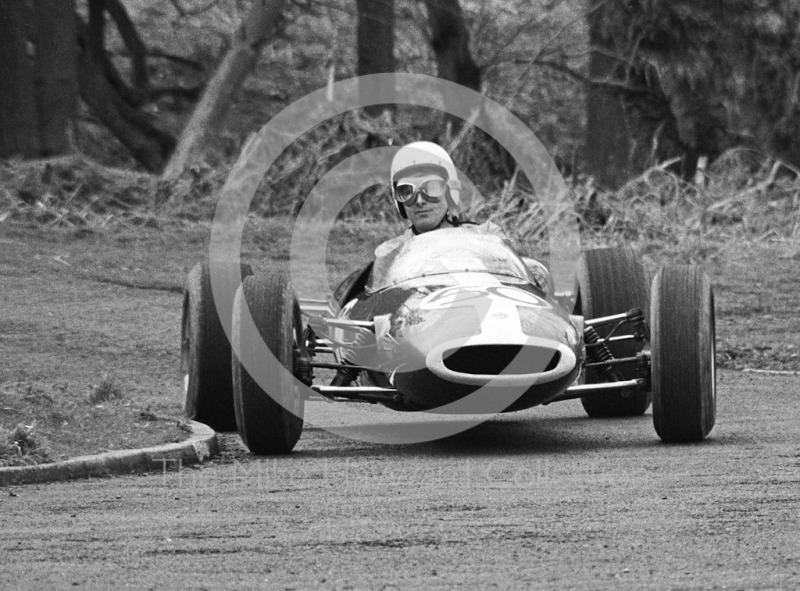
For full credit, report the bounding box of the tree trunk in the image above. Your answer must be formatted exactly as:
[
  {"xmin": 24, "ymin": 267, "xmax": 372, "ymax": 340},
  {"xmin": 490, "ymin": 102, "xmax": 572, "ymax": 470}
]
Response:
[
  {"xmin": 585, "ymin": 0, "xmax": 633, "ymax": 190},
  {"xmin": 76, "ymin": 17, "xmax": 174, "ymax": 172},
  {"xmin": 162, "ymin": 0, "xmax": 285, "ymax": 179},
  {"xmin": 33, "ymin": 0, "xmax": 78, "ymax": 156},
  {"xmin": 424, "ymin": 0, "xmax": 480, "ymax": 92},
  {"xmin": 356, "ymin": 0, "xmax": 395, "ymax": 116},
  {"xmin": 424, "ymin": 0, "xmax": 480, "ymax": 137},
  {"xmin": 0, "ymin": 0, "xmax": 40, "ymax": 158}
]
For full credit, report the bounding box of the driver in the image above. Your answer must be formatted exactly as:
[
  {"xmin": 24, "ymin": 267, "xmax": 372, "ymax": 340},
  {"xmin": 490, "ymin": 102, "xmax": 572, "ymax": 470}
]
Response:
[
  {"xmin": 383, "ymin": 141, "xmax": 506, "ymax": 240},
  {"xmin": 330, "ymin": 141, "xmax": 551, "ymax": 388},
  {"xmin": 377, "ymin": 141, "xmax": 551, "ymax": 292}
]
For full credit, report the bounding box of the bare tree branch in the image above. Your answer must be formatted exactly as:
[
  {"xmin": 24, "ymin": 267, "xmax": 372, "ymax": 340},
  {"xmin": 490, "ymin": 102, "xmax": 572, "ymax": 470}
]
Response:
[
  {"xmin": 532, "ymin": 58, "xmax": 652, "ymax": 95},
  {"xmin": 162, "ymin": 0, "xmax": 286, "ymax": 179},
  {"xmin": 147, "ymin": 84, "xmax": 204, "ymax": 101},
  {"xmin": 76, "ymin": 16, "xmax": 174, "ymax": 172},
  {"xmin": 85, "ymin": 0, "xmax": 150, "ymax": 106},
  {"xmin": 168, "ymin": 0, "xmax": 225, "ymax": 18},
  {"xmin": 288, "ymin": 0, "xmax": 323, "ymax": 18},
  {"xmin": 481, "ymin": 10, "xmax": 544, "ymax": 73},
  {"xmin": 99, "ymin": 0, "xmax": 149, "ymax": 92},
  {"xmin": 87, "ymin": 0, "xmax": 106, "ymax": 61},
  {"xmin": 119, "ymin": 47, "xmax": 206, "ymax": 73},
  {"xmin": 503, "ymin": 0, "xmax": 611, "ymax": 111}
]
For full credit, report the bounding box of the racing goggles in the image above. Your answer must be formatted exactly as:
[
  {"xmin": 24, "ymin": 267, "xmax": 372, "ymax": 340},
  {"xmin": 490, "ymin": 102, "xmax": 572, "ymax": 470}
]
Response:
[{"xmin": 393, "ymin": 179, "xmax": 449, "ymax": 204}]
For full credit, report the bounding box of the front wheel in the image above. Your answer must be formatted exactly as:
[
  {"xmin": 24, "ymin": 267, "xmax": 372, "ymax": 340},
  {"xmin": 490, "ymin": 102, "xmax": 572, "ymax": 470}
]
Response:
[
  {"xmin": 651, "ymin": 266, "xmax": 716, "ymax": 442},
  {"xmin": 182, "ymin": 262, "xmax": 253, "ymax": 431},
  {"xmin": 232, "ymin": 274, "xmax": 304, "ymax": 454}
]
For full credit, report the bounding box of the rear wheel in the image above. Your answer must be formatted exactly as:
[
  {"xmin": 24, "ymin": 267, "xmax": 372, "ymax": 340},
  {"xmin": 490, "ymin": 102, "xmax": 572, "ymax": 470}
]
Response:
[
  {"xmin": 576, "ymin": 248, "xmax": 652, "ymax": 417},
  {"xmin": 182, "ymin": 262, "xmax": 253, "ymax": 431},
  {"xmin": 651, "ymin": 266, "xmax": 716, "ymax": 442},
  {"xmin": 232, "ymin": 274, "xmax": 304, "ymax": 454}
]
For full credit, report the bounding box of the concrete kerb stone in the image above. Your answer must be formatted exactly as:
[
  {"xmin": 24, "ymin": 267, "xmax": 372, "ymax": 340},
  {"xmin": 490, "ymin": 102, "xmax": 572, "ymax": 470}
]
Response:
[{"xmin": 0, "ymin": 420, "xmax": 218, "ymax": 487}]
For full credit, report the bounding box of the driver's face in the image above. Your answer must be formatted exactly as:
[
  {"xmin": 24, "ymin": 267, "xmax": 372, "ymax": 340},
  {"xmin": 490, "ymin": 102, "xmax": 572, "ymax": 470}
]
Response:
[{"xmin": 397, "ymin": 172, "xmax": 449, "ymax": 233}]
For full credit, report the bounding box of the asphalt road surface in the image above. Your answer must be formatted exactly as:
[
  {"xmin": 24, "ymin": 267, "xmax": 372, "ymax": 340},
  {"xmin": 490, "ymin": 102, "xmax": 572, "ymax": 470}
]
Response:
[{"xmin": 2, "ymin": 369, "xmax": 799, "ymax": 590}]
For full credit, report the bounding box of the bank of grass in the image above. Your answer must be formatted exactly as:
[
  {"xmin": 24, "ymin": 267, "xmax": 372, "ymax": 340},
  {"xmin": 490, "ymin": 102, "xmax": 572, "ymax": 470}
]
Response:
[
  {"xmin": 0, "ymin": 423, "xmax": 51, "ymax": 467},
  {"xmin": 477, "ymin": 149, "xmax": 800, "ymax": 254},
  {"xmin": 0, "ymin": 380, "xmax": 188, "ymax": 467},
  {"xmin": 1, "ymin": 131, "xmax": 797, "ymax": 276},
  {"xmin": 1, "ymin": 143, "xmax": 798, "ymax": 319},
  {"xmin": 3, "ymin": 145, "xmax": 797, "ymax": 244}
]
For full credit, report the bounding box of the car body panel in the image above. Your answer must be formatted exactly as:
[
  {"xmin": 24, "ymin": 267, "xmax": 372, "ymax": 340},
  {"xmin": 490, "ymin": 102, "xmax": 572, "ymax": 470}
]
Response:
[{"xmin": 311, "ymin": 229, "xmax": 585, "ymax": 413}]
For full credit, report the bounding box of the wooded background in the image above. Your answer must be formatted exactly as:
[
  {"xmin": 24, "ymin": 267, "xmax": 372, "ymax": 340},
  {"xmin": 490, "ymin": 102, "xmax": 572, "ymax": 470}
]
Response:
[{"xmin": 1, "ymin": 0, "xmax": 798, "ymax": 192}]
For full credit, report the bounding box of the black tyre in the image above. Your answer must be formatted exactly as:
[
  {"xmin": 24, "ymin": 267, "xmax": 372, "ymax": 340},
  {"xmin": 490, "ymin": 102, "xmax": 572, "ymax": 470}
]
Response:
[
  {"xmin": 651, "ymin": 266, "xmax": 716, "ymax": 442},
  {"xmin": 232, "ymin": 274, "xmax": 304, "ymax": 455},
  {"xmin": 576, "ymin": 247, "xmax": 652, "ymax": 417},
  {"xmin": 182, "ymin": 262, "xmax": 253, "ymax": 431}
]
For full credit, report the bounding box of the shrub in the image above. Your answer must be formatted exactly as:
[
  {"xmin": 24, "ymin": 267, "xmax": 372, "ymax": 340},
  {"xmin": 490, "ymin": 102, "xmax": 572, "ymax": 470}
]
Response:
[
  {"xmin": 0, "ymin": 423, "xmax": 51, "ymax": 467},
  {"xmin": 87, "ymin": 374, "xmax": 124, "ymax": 404}
]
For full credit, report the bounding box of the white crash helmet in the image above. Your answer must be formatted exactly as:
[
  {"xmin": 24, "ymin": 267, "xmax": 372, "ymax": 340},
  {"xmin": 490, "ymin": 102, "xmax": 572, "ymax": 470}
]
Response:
[{"xmin": 390, "ymin": 141, "xmax": 462, "ymax": 220}]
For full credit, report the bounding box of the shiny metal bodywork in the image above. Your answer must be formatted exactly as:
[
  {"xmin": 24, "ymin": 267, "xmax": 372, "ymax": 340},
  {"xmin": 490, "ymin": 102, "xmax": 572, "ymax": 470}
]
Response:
[{"xmin": 306, "ymin": 229, "xmax": 585, "ymax": 413}]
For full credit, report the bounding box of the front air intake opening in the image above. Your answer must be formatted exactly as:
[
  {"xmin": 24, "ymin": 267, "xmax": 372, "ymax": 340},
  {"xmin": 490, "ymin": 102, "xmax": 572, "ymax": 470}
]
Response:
[{"xmin": 442, "ymin": 345, "xmax": 560, "ymax": 375}]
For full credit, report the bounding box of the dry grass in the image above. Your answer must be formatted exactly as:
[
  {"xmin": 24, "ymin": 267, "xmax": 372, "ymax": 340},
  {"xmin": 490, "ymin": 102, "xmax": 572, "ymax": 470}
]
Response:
[
  {"xmin": 87, "ymin": 374, "xmax": 125, "ymax": 404},
  {"xmin": 1, "ymin": 142, "xmax": 797, "ymax": 265},
  {"xmin": 468, "ymin": 147, "xmax": 800, "ymax": 260},
  {"xmin": 0, "ymin": 380, "xmax": 185, "ymax": 465},
  {"xmin": 0, "ymin": 423, "xmax": 51, "ymax": 467}
]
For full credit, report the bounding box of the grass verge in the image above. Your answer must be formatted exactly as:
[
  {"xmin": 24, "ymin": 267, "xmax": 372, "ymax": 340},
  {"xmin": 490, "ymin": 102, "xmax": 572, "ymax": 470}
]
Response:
[{"xmin": 0, "ymin": 380, "xmax": 189, "ymax": 466}]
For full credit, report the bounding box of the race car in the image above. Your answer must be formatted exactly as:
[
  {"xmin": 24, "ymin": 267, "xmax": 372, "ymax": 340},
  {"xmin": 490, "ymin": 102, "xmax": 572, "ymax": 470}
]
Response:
[{"xmin": 182, "ymin": 228, "xmax": 716, "ymax": 454}]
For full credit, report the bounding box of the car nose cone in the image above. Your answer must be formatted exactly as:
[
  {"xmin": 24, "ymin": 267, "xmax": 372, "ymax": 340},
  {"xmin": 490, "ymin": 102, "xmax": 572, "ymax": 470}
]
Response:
[
  {"xmin": 442, "ymin": 343, "xmax": 561, "ymax": 375},
  {"xmin": 426, "ymin": 337, "xmax": 577, "ymax": 387}
]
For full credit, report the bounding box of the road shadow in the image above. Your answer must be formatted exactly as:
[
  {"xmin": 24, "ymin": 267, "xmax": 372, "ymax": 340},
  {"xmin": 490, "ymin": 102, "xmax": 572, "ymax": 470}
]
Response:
[
  {"xmin": 216, "ymin": 413, "xmax": 751, "ymax": 466},
  {"xmin": 218, "ymin": 414, "xmax": 664, "ymax": 462}
]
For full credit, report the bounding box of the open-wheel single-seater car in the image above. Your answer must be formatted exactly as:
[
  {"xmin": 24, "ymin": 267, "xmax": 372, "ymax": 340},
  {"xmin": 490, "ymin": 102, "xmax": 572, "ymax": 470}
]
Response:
[{"xmin": 182, "ymin": 229, "xmax": 716, "ymax": 454}]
